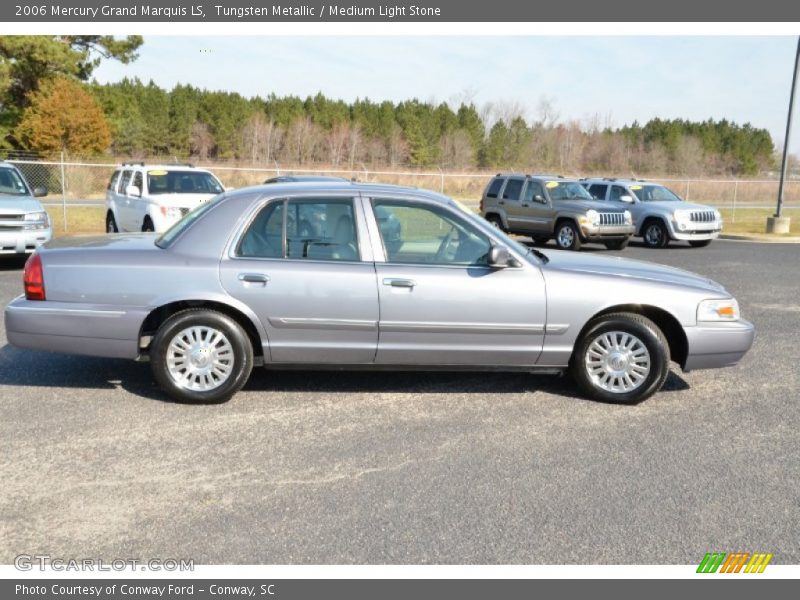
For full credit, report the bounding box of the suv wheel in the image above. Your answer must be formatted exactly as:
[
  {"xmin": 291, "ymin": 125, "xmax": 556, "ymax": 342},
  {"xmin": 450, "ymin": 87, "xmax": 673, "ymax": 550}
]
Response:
[
  {"xmin": 142, "ymin": 216, "xmax": 155, "ymax": 232},
  {"xmin": 486, "ymin": 215, "xmax": 505, "ymax": 231},
  {"xmin": 555, "ymin": 221, "xmax": 582, "ymax": 251},
  {"xmin": 643, "ymin": 220, "xmax": 670, "ymax": 248},
  {"xmin": 106, "ymin": 211, "xmax": 118, "ymax": 233},
  {"xmin": 570, "ymin": 312, "xmax": 670, "ymax": 404},
  {"xmin": 150, "ymin": 309, "xmax": 254, "ymax": 404},
  {"xmin": 689, "ymin": 239, "xmax": 712, "ymax": 248},
  {"xmin": 604, "ymin": 238, "xmax": 629, "ymax": 251}
]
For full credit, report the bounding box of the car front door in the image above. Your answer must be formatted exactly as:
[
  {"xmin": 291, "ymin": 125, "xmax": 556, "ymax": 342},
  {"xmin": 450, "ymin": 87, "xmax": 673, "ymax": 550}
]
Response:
[
  {"xmin": 520, "ymin": 179, "xmax": 551, "ymax": 234},
  {"xmin": 115, "ymin": 169, "xmax": 134, "ymax": 231},
  {"xmin": 367, "ymin": 197, "xmax": 546, "ymax": 366},
  {"xmin": 219, "ymin": 194, "xmax": 379, "ymax": 364}
]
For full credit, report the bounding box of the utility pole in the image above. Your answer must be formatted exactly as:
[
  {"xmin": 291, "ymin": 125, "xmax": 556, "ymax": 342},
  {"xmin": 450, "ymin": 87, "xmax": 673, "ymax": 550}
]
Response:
[{"xmin": 768, "ymin": 36, "xmax": 800, "ymax": 234}]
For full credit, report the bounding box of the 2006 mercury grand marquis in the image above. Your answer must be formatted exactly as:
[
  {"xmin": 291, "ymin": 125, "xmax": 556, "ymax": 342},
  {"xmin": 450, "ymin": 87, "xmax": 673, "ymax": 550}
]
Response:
[{"xmin": 4, "ymin": 182, "xmax": 754, "ymax": 404}]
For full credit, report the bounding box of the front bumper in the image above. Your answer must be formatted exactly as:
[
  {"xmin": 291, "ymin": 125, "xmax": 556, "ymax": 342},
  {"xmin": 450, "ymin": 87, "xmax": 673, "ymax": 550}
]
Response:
[
  {"xmin": 4, "ymin": 295, "xmax": 146, "ymax": 359},
  {"xmin": 669, "ymin": 219, "xmax": 722, "ymax": 241},
  {"xmin": 0, "ymin": 228, "xmax": 52, "ymax": 254},
  {"xmin": 580, "ymin": 224, "xmax": 635, "ymax": 240},
  {"xmin": 682, "ymin": 319, "xmax": 754, "ymax": 371}
]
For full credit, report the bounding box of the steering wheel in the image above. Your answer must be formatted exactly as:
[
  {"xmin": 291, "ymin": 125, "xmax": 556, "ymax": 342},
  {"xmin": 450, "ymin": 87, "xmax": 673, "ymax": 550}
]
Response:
[{"xmin": 434, "ymin": 227, "xmax": 458, "ymax": 262}]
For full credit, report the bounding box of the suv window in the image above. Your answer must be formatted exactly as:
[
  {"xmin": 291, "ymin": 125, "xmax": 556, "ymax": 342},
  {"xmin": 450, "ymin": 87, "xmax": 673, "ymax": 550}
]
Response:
[
  {"xmin": 523, "ymin": 180, "xmax": 545, "ymax": 203},
  {"xmin": 547, "ymin": 181, "xmax": 594, "ymax": 201},
  {"xmin": 238, "ymin": 199, "xmax": 359, "ymax": 262},
  {"xmin": 587, "ymin": 184, "xmax": 608, "ymax": 200},
  {"xmin": 0, "ymin": 168, "xmax": 30, "ymax": 196},
  {"xmin": 147, "ymin": 170, "xmax": 224, "ymax": 195},
  {"xmin": 502, "ymin": 178, "xmax": 524, "ymax": 202},
  {"xmin": 485, "ymin": 178, "xmax": 503, "ymax": 199},
  {"xmin": 132, "ymin": 172, "xmax": 143, "ymax": 193},
  {"xmin": 609, "ymin": 185, "xmax": 628, "ymax": 202},
  {"xmin": 107, "ymin": 171, "xmax": 121, "ymax": 192},
  {"xmin": 373, "ymin": 200, "xmax": 491, "ymax": 266},
  {"xmin": 118, "ymin": 170, "xmax": 133, "ymax": 193}
]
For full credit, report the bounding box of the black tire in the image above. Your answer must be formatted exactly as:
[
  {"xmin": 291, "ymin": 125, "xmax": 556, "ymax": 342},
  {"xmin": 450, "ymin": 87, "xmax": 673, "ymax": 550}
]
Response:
[
  {"xmin": 142, "ymin": 216, "xmax": 155, "ymax": 232},
  {"xmin": 689, "ymin": 239, "xmax": 712, "ymax": 248},
  {"xmin": 106, "ymin": 211, "xmax": 119, "ymax": 233},
  {"xmin": 604, "ymin": 238, "xmax": 630, "ymax": 251},
  {"xmin": 642, "ymin": 219, "xmax": 670, "ymax": 249},
  {"xmin": 570, "ymin": 312, "xmax": 670, "ymax": 405},
  {"xmin": 532, "ymin": 235, "xmax": 550, "ymax": 246},
  {"xmin": 150, "ymin": 309, "xmax": 254, "ymax": 404},
  {"xmin": 485, "ymin": 214, "xmax": 505, "ymax": 231},
  {"xmin": 554, "ymin": 221, "xmax": 582, "ymax": 251}
]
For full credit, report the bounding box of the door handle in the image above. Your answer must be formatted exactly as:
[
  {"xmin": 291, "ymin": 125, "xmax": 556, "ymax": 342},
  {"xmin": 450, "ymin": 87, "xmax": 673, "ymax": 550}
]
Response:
[
  {"xmin": 238, "ymin": 273, "xmax": 269, "ymax": 285},
  {"xmin": 522, "ymin": 204, "xmax": 530, "ymax": 207},
  {"xmin": 383, "ymin": 278, "xmax": 416, "ymax": 288},
  {"xmin": 498, "ymin": 200, "xmax": 505, "ymax": 205}
]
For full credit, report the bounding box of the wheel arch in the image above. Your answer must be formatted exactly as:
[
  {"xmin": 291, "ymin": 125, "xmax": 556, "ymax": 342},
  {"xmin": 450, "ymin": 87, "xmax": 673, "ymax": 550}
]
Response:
[
  {"xmin": 484, "ymin": 211, "xmax": 508, "ymax": 229},
  {"xmin": 139, "ymin": 299, "xmax": 266, "ymax": 363},
  {"xmin": 638, "ymin": 214, "xmax": 670, "ymax": 237},
  {"xmin": 572, "ymin": 304, "xmax": 688, "ymax": 369}
]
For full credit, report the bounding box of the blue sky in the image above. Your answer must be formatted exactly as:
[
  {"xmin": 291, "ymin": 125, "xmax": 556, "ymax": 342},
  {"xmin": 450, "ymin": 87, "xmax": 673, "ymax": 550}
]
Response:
[{"xmin": 94, "ymin": 36, "xmax": 800, "ymax": 152}]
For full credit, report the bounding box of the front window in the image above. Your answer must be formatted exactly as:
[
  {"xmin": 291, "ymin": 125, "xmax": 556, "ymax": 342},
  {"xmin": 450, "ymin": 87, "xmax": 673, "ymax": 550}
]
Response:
[
  {"xmin": 630, "ymin": 184, "xmax": 682, "ymax": 202},
  {"xmin": 0, "ymin": 168, "xmax": 30, "ymax": 197},
  {"xmin": 523, "ymin": 181, "xmax": 545, "ymax": 203},
  {"xmin": 373, "ymin": 200, "xmax": 491, "ymax": 266},
  {"xmin": 147, "ymin": 170, "xmax": 224, "ymax": 195},
  {"xmin": 546, "ymin": 181, "xmax": 594, "ymax": 201},
  {"xmin": 587, "ymin": 184, "xmax": 608, "ymax": 200}
]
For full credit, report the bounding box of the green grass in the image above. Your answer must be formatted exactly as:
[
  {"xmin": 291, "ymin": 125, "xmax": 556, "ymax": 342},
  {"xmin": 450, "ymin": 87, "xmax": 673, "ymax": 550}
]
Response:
[
  {"xmin": 47, "ymin": 206, "xmax": 105, "ymax": 236},
  {"xmin": 717, "ymin": 208, "xmax": 800, "ymax": 235}
]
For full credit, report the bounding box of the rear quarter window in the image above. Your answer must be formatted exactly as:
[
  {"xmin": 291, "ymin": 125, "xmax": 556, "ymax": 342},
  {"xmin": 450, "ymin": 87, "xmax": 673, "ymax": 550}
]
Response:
[{"xmin": 485, "ymin": 178, "xmax": 504, "ymax": 199}]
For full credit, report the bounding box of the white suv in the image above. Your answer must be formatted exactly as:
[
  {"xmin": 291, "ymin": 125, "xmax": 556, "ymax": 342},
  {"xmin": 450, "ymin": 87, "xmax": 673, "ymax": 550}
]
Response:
[{"xmin": 105, "ymin": 163, "xmax": 225, "ymax": 233}]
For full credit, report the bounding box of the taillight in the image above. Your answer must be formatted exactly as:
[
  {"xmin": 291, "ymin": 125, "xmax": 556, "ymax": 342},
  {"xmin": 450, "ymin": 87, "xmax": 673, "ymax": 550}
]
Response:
[
  {"xmin": 24, "ymin": 253, "xmax": 45, "ymax": 301},
  {"xmin": 480, "ymin": 197, "xmax": 484, "ymax": 213}
]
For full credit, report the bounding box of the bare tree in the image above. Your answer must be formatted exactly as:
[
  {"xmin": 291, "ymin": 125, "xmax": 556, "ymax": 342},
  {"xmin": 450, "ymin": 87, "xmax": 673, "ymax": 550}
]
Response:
[{"xmin": 190, "ymin": 121, "xmax": 212, "ymax": 160}]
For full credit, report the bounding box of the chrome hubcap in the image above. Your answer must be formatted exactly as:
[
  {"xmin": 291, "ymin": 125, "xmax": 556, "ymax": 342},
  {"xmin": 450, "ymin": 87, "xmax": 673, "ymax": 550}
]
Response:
[
  {"xmin": 585, "ymin": 331, "xmax": 651, "ymax": 394},
  {"xmin": 645, "ymin": 225, "xmax": 662, "ymax": 245},
  {"xmin": 557, "ymin": 226, "xmax": 574, "ymax": 247},
  {"xmin": 166, "ymin": 326, "xmax": 234, "ymax": 392}
]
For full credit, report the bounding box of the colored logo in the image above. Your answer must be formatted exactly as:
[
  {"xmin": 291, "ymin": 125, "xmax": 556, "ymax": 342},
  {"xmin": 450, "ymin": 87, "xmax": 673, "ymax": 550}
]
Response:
[{"xmin": 697, "ymin": 552, "xmax": 773, "ymax": 573}]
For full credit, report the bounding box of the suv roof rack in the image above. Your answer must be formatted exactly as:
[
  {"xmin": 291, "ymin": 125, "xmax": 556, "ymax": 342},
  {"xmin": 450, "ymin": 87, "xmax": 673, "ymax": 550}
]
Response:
[{"xmin": 122, "ymin": 161, "xmax": 145, "ymax": 167}]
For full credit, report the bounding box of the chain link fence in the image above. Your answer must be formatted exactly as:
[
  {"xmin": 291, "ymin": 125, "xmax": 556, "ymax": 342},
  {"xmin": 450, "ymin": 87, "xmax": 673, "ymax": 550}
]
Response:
[{"xmin": 6, "ymin": 156, "xmax": 800, "ymax": 233}]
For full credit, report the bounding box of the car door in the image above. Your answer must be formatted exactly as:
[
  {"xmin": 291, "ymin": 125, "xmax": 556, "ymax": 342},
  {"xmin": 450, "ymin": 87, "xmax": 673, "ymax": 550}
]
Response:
[
  {"xmin": 219, "ymin": 194, "xmax": 379, "ymax": 364},
  {"xmin": 497, "ymin": 177, "xmax": 526, "ymax": 230},
  {"xmin": 115, "ymin": 169, "xmax": 134, "ymax": 231},
  {"xmin": 129, "ymin": 171, "xmax": 146, "ymax": 230},
  {"xmin": 366, "ymin": 197, "xmax": 546, "ymax": 366},
  {"xmin": 520, "ymin": 179, "xmax": 550, "ymax": 234}
]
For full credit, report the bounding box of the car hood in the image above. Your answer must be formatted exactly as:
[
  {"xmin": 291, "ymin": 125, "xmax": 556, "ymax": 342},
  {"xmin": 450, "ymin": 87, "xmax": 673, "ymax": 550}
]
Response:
[
  {"xmin": 541, "ymin": 250, "xmax": 727, "ymax": 294},
  {"xmin": 637, "ymin": 201, "xmax": 717, "ymax": 212},
  {"xmin": 42, "ymin": 233, "xmax": 159, "ymax": 252},
  {"xmin": 556, "ymin": 198, "xmax": 628, "ymax": 212},
  {"xmin": 0, "ymin": 196, "xmax": 43, "ymax": 213},
  {"xmin": 149, "ymin": 193, "xmax": 217, "ymax": 209}
]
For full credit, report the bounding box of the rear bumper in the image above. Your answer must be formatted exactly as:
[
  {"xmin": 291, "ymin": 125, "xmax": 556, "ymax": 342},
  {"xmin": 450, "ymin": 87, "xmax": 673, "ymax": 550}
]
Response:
[
  {"xmin": 4, "ymin": 295, "xmax": 145, "ymax": 359},
  {"xmin": 0, "ymin": 229, "xmax": 52, "ymax": 254},
  {"xmin": 682, "ymin": 319, "xmax": 754, "ymax": 371}
]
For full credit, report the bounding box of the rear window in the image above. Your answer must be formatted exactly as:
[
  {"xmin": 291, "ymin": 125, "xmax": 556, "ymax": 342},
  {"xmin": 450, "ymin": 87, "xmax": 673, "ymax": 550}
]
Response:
[
  {"xmin": 107, "ymin": 171, "xmax": 121, "ymax": 191},
  {"xmin": 485, "ymin": 178, "xmax": 504, "ymax": 199},
  {"xmin": 155, "ymin": 193, "xmax": 226, "ymax": 249},
  {"xmin": 147, "ymin": 170, "xmax": 224, "ymax": 195}
]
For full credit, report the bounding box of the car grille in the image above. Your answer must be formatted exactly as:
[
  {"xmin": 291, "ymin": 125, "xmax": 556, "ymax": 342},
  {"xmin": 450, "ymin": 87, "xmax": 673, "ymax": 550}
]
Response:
[
  {"xmin": 0, "ymin": 214, "xmax": 24, "ymax": 221},
  {"xmin": 599, "ymin": 212, "xmax": 625, "ymax": 226},
  {"xmin": 691, "ymin": 210, "xmax": 717, "ymax": 223}
]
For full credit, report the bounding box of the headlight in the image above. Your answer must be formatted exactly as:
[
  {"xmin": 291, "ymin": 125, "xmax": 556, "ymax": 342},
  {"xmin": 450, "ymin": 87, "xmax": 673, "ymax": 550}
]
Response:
[
  {"xmin": 585, "ymin": 209, "xmax": 600, "ymax": 227},
  {"xmin": 159, "ymin": 206, "xmax": 183, "ymax": 220},
  {"xmin": 697, "ymin": 298, "xmax": 740, "ymax": 322},
  {"xmin": 714, "ymin": 209, "xmax": 722, "ymax": 222},
  {"xmin": 673, "ymin": 209, "xmax": 691, "ymax": 231},
  {"xmin": 623, "ymin": 210, "xmax": 633, "ymax": 224},
  {"xmin": 23, "ymin": 211, "xmax": 50, "ymax": 230}
]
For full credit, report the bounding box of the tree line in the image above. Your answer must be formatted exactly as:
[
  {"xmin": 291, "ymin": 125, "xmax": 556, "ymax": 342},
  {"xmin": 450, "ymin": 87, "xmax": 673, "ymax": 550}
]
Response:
[{"xmin": 0, "ymin": 36, "xmax": 777, "ymax": 176}]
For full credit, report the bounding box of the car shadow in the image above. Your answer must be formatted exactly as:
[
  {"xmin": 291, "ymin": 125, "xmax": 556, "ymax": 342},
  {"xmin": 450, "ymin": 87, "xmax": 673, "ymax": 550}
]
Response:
[
  {"xmin": 0, "ymin": 344, "xmax": 691, "ymax": 406},
  {"xmin": 0, "ymin": 256, "xmax": 28, "ymax": 271}
]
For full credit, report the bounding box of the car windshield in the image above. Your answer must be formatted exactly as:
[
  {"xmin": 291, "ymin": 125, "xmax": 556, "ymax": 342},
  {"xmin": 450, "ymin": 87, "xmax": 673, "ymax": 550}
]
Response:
[
  {"xmin": 0, "ymin": 168, "xmax": 30, "ymax": 197},
  {"xmin": 630, "ymin": 184, "xmax": 682, "ymax": 202},
  {"xmin": 547, "ymin": 181, "xmax": 593, "ymax": 201},
  {"xmin": 155, "ymin": 193, "xmax": 226, "ymax": 248},
  {"xmin": 147, "ymin": 170, "xmax": 224, "ymax": 195}
]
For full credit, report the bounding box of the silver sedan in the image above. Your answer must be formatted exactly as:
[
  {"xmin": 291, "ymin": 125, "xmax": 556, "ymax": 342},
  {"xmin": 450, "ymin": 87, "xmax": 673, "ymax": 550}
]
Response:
[{"xmin": 4, "ymin": 182, "xmax": 754, "ymax": 404}]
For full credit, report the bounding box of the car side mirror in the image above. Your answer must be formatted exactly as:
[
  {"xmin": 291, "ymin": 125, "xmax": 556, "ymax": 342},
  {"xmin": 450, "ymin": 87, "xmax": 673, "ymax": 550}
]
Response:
[
  {"xmin": 32, "ymin": 187, "xmax": 47, "ymax": 197},
  {"xmin": 126, "ymin": 185, "xmax": 141, "ymax": 197},
  {"xmin": 488, "ymin": 244, "xmax": 510, "ymax": 268},
  {"xmin": 619, "ymin": 195, "xmax": 634, "ymax": 203},
  {"xmin": 534, "ymin": 194, "xmax": 546, "ymax": 203}
]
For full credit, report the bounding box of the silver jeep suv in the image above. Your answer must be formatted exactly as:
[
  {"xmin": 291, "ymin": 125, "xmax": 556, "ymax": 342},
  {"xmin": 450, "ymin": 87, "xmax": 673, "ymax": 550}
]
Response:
[
  {"xmin": 480, "ymin": 174, "xmax": 635, "ymax": 251},
  {"xmin": 581, "ymin": 178, "xmax": 723, "ymax": 248}
]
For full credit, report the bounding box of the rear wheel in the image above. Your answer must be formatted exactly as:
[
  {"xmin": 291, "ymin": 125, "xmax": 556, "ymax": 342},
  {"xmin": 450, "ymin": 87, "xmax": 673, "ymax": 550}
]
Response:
[
  {"xmin": 604, "ymin": 238, "xmax": 629, "ymax": 251},
  {"xmin": 150, "ymin": 309, "xmax": 254, "ymax": 404},
  {"xmin": 142, "ymin": 216, "xmax": 155, "ymax": 232},
  {"xmin": 643, "ymin": 220, "xmax": 670, "ymax": 248},
  {"xmin": 689, "ymin": 239, "xmax": 712, "ymax": 248},
  {"xmin": 485, "ymin": 214, "xmax": 505, "ymax": 231},
  {"xmin": 555, "ymin": 221, "xmax": 582, "ymax": 251},
  {"xmin": 570, "ymin": 312, "xmax": 670, "ymax": 404},
  {"xmin": 106, "ymin": 211, "xmax": 118, "ymax": 233}
]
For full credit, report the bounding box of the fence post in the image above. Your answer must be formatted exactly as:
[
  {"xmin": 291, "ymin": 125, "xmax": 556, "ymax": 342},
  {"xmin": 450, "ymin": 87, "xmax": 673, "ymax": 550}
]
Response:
[
  {"xmin": 732, "ymin": 180, "xmax": 738, "ymax": 223},
  {"xmin": 60, "ymin": 151, "xmax": 67, "ymax": 232},
  {"xmin": 274, "ymin": 160, "xmax": 280, "ymax": 176},
  {"xmin": 684, "ymin": 180, "xmax": 690, "ymax": 201},
  {"xmin": 437, "ymin": 166, "xmax": 444, "ymax": 193}
]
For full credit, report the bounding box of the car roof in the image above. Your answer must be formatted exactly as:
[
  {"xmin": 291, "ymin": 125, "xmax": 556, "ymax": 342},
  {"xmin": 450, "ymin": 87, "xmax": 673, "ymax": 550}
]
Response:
[
  {"xmin": 581, "ymin": 178, "xmax": 655, "ymax": 185},
  {"xmin": 265, "ymin": 175, "xmax": 349, "ymax": 182},
  {"xmin": 494, "ymin": 172, "xmax": 581, "ymax": 181},
  {"xmin": 116, "ymin": 163, "xmax": 213, "ymax": 172},
  {"xmin": 226, "ymin": 181, "xmax": 454, "ymax": 205}
]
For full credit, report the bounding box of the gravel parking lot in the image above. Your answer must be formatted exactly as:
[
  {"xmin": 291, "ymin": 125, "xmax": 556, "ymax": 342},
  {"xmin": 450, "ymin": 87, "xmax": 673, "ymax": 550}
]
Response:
[{"xmin": 0, "ymin": 240, "xmax": 798, "ymax": 565}]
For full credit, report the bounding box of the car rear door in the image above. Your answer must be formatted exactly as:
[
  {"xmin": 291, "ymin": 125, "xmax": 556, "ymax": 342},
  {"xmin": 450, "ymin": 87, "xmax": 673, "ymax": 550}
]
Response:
[
  {"xmin": 365, "ymin": 196, "xmax": 546, "ymax": 366},
  {"xmin": 498, "ymin": 177, "xmax": 526, "ymax": 230},
  {"xmin": 219, "ymin": 193, "xmax": 379, "ymax": 364}
]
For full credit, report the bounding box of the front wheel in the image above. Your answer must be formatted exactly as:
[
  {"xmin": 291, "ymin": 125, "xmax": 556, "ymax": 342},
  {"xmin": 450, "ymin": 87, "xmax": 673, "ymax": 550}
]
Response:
[
  {"xmin": 150, "ymin": 309, "xmax": 254, "ymax": 404},
  {"xmin": 555, "ymin": 221, "xmax": 582, "ymax": 251},
  {"xmin": 689, "ymin": 239, "xmax": 712, "ymax": 248},
  {"xmin": 642, "ymin": 220, "xmax": 670, "ymax": 248},
  {"xmin": 604, "ymin": 238, "xmax": 629, "ymax": 251},
  {"xmin": 570, "ymin": 312, "xmax": 670, "ymax": 404},
  {"xmin": 142, "ymin": 216, "xmax": 155, "ymax": 232}
]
